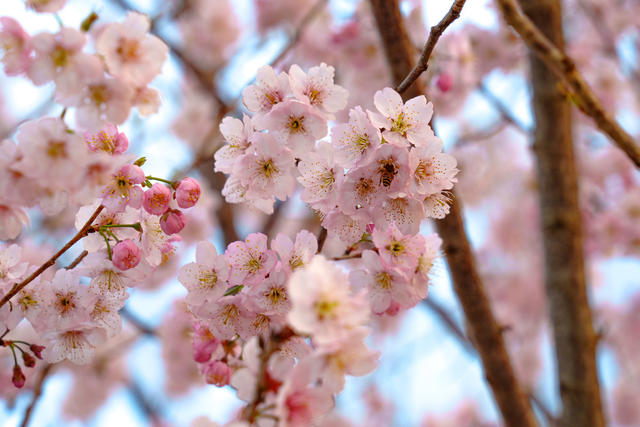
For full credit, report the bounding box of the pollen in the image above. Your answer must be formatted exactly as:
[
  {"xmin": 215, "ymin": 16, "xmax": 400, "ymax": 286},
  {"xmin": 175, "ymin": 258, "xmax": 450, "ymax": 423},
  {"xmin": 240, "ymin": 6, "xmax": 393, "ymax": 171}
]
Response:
[
  {"xmin": 375, "ymin": 272, "xmax": 393, "ymax": 290},
  {"xmin": 198, "ymin": 270, "xmax": 218, "ymax": 289},
  {"xmin": 288, "ymin": 116, "xmax": 305, "ymax": 133},
  {"xmin": 388, "ymin": 241, "xmax": 405, "ymax": 257},
  {"xmin": 259, "ymin": 159, "xmax": 278, "ymax": 178}
]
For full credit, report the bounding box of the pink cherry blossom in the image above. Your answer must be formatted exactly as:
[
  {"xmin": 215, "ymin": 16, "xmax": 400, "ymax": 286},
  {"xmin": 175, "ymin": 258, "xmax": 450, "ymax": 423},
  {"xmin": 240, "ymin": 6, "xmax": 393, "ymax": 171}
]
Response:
[
  {"xmin": 70, "ymin": 75, "xmax": 134, "ymax": 131},
  {"xmin": 373, "ymin": 196, "xmax": 425, "ymax": 236},
  {"xmin": 143, "ymin": 183, "xmax": 171, "ymax": 215},
  {"xmin": 40, "ymin": 269, "xmax": 95, "ymax": 332},
  {"xmin": 194, "ymin": 294, "xmax": 250, "ymax": 340},
  {"xmin": 0, "ymin": 17, "xmax": 32, "ymax": 76},
  {"xmin": 0, "ymin": 205, "xmax": 30, "ymax": 241},
  {"xmin": 178, "ymin": 241, "xmax": 230, "ymax": 306},
  {"xmin": 235, "ymin": 133, "xmax": 296, "ymax": 202},
  {"xmin": 289, "ymin": 63, "xmax": 349, "ymax": 115},
  {"xmin": 101, "ymin": 164, "xmax": 145, "ymax": 212},
  {"xmin": 176, "ymin": 177, "xmax": 201, "ymax": 209},
  {"xmin": 255, "ymin": 99, "xmax": 327, "ymax": 158},
  {"xmin": 202, "ymin": 360, "xmax": 232, "ymax": 387},
  {"xmin": 248, "ymin": 269, "xmax": 290, "ymax": 316},
  {"xmin": 288, "ymin": 255, "xmax": 369, "ymax": 344},
  {"xmin": 371, "ymin": 224, "xmax": 425, "ymax": 272},
  {"xmin": 350, "ymin": 250, "xmax": 413, "ymax": 313},
  {"xmin": 112, "ymin": 240, "xmax": 141, "ymax": 271},
  {"xmin": 296, "ymin": 142, "xmax": 343, "ymax": 213},
  {"xmin": 271, "ymin": 230, "xmax": 318, "ymax": 275},
  {"xmin": 321, "ymin": 210, "xmax": 368, "ymax": 245},
  {"xmin": 192, "ymin": 323, "xmax": 220, "ymax": 363},
  {"xmin": 242, "ymin": 65, "xmax": 290, "ymax": 115},
  {"xmin": 214, "ymin": 115, "xmax": 255, "ymax": 174},
  {"xmin": 77, "ymin": 251, "xmax": 142, "ymax": 298},
  {"xmin": 14, "ymin": 117, "xmax": 89, "ymax": 187},
  {"xmin": 96, "ymin": 12, "xmax": 168, "ymax": 86},
  {"xmin": 84, "ymin": 124, "xmax": 129, "ymax": 155},
  {"xmin": 225, "ymin": 233, "xmax": 277, "ymax": 286},
  {"xmin": 27, "ymin": 28, "xmax": 101, "ymax": 97},
  {"xmin": 0, "ymin": 244, "xmax": 27, "ymax": 285},
  {"xmin": 331, "ymin": 106, "xmax": 382, "ymax": 168},
  {"xmin": 42, "ymin": 326, "xmax": 107, "ymax": 365},
  {"xmin": 409, "ymin": 136, "xmax": 458, "ymax": 196},
  {"xmin": 368, "ymin": 87, "xmax": 434, "ymax": 146}
]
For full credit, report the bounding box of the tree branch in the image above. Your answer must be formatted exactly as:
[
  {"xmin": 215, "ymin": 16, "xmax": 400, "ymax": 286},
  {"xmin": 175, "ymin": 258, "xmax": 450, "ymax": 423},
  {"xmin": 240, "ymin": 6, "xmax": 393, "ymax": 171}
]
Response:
[
  {"xmin": 368, "ymin": 1, "xmax": 537, "ymax": 425},
  {"xmin": 0, "ymin": 205, "xmax": 104, "ymax": 310},
  {"xmin": 20, "ymin": 364, "xmax": 53, "ymax": 427},
  {"xmin": 514, "ymin": 1, "xmax": 605, "ymax": 426},
  {"xmin": 496, "ymin": 0, "xmax": 640, "ymax": 168},
  {"xmin": 395, "ymin": 0, "xmax": 467, "ymax": 94}
]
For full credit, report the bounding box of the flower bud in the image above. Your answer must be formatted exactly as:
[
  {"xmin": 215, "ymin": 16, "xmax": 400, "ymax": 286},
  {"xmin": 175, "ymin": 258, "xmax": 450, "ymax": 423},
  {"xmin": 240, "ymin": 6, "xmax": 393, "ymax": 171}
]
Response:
[
  {"xmin": 160, "ymin": 209, "xmax": 185, "ymax": 235},
  {"xmin": 12, "ymin": 365, "xmax": 25, "ymax": 388},
  {"xmin": 435, "ymin": 72, "xmax": 453, "ymax": 93},
  {"xmin": 112, "ymin": 239, "xmax": 141, "ymax": 270},
  {"xmin": 29, "ymin": 344, "xmax": 45, "ymax": 359},
  {"xmin": 22, "ymin": 351, "xmax": 36, "ymax": 368},
  {"xmin": 202, "ymin": 361, "xmax": 231, "ymax": 387},
  {"xmin": 175, "ymin": 177, "xmax": 201, "ymax": 209},
  {"xmin": 143, "ymin": 183, "xmax": 171, "ymax": 215}
]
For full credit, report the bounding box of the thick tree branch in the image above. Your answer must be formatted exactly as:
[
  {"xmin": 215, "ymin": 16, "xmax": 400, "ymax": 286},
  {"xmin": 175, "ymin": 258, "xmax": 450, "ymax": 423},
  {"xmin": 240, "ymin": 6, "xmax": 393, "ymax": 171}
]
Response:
[
  {"xmin": 368, "ymin": 1, "xmax": 537, "ymax": 425},
  {"xmin": 396, "ymin": 0, "xmax": 467, "ymax": 94},
  {"xmin": 515, "ymin": 1, "xmax": 605, "ymax": 426},
  {"xmin": 496, "ymin": 0, "xmax": 640, "ymax": 168},
  {"xmin": 0, "ymin": 205, "xmax": 104, "ymax": 310}
]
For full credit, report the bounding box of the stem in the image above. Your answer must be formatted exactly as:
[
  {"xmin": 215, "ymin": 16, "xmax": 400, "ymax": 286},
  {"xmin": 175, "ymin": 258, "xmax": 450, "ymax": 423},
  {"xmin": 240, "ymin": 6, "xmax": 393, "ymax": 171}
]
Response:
[
  {"xmin": 98, "ymin": 230, "xmax": 112, "ymax": 260},
  {"xmin": 65, "ymin": 251, "xmax": 88, "ymax": 270},
  {"xmin": 146, "ymin": 176, "xmax": 175, "ymax": 186},
  {"xmin": 98, "ymin": 222, "xmax": 142, "ymax": 232},
  {"xmin": 0, "ymin": 205, "xmax": 104, "ymax": 310}
]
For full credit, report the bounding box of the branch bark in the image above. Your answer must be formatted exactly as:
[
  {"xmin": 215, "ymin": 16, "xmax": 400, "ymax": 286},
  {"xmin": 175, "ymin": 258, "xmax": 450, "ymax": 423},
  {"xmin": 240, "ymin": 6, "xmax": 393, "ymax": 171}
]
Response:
[
  {"xmin": 496, "ymin": 0, "xmax": 640, "ymax": 168},
  {"xmin": 368, "ymin": 1, "xmax": 537, "ymax": 425},
  {"xmin": 0, "ymin": 205, "xmax": 104, "ymax": 310},
  {"xmin": 20, "ymin": 364, "xmax": 52, "ymax": 427},
  {"xmin": 514, "ymin": 1, "xmax": 605, "ymax": 426}
]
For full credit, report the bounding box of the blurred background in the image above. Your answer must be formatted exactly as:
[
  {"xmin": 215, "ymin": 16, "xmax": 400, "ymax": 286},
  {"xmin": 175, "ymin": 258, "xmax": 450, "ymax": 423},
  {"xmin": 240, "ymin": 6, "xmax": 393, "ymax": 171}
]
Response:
[{"xmin": 1, "ymin": 0, "xmax": 639, "ymax": 425}]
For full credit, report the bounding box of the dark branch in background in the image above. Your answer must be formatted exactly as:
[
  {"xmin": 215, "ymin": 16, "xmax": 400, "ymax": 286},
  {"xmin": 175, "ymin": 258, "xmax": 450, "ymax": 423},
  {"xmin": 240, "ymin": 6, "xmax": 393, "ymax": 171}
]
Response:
[
  {"xmin": 65, "ymin": 250, "xmax": 88, "ymax": 270},
  {"xmin": 478, "ymin": 82, "xmax": 531, "ymax": 134},
  {"xmin": 0, "ymin": 97, "xmax": 55, "ymax": 140},
  {"xmin": 511, "ymin": 0, "xmax": 605, "ymax": 426},
  {"xmin": 368, "ymin": 1, "xmax": 537, "ymax": 425},
  {"xmin": 395, "ymin": 0, "xmax": 467, "ymax": 94},
  {"xmin": 120, "ymin": 306, "xmax": 156, "ymax": 336},
  {"xmin": 496, "ymin": 0, "xmax": 640, "ymax": 168},
  {"xmin": 20, "ymin": 364, "xmax": 53, "ymax": 427},
  {"xmin": 0, "ymin": 205, "xmax": 104, "ymax": 310},
  {"xmin": 127, "ymin": 379, "xmax": 163, "ymax": 424}
]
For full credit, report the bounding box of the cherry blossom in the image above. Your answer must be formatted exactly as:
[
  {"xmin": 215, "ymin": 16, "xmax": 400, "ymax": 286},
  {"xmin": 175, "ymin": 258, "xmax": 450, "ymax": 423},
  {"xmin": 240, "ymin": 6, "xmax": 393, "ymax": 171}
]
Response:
[
  {"xmin": 0, "ymin": 17, "xmax": 31, "ymax": 76},
  {"xmin": 225, "ymin": 233, "xmax": 277, "ymax": 286},
  {"xmin": 178, "ymin": 241, "xmax": 230, "ymax": 306},
  {"xmin": 242, "ymin": 65, "xmax": 290, "ymax": 115},
  {"xmin": 289, "ymin": 63, "xmax": 349, "ymax": 116}
]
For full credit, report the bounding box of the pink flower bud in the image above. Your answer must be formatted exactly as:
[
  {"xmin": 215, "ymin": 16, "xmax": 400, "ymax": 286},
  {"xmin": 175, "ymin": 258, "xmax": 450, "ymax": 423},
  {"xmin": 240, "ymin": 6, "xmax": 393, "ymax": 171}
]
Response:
[
  {"xmin": 436, "ymin": 73, "xmax": 453, "ymax": 93},
  {"xmin": 112, "ymin": 239, "xmax": 141, "ymax": 270},
  {"xmin": 22, "ymin": 351, "xmax": 35, "ymax": 368},
  {"xmin": 12, "ymin": 365, "xmax": 25, "ymax": 388},
  {"xmin": 385, "ymin": 300, "xmax": 401, "ymax": 316},
  {"xmin": 29, "ymin": 344, "xmax": 45, "ymax": 359},
  {"xmin": 175, "ymin": 177, "xmax": 201, "ymax": 209},
  {"xmin": 160, "ymin": 209, "xmax": 185, "ymax": 235},
  {"xmin": 143, "ymin": 183, "xmax": 171, "ymax": 215},
  {"xmin": 202, "ymin": 361, "xmax": 231, "ymax": 387}
]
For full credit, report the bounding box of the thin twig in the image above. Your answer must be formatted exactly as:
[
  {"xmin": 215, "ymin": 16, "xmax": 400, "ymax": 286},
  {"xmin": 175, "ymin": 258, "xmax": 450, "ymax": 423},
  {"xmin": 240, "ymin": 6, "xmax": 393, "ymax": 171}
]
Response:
[
  {"xmin": 496, "ymin": 0, "xmax": 640, "ymax": 168},
  {"xmin": 423, "ymin": 298, "xmax": 474, "ymax": 353},
  {"xmin": 120, "ymin": 306, "xmax": 156, "ymax": 336},
  {"xmin": 20, "ymin": 364, "xmax": 53, "ymax": 427},
  {"xmin": 65, "ymin": 250, "xmax": 88, "ymax": 270},
  {"xmin": 478, "ymin": 82, "xmax": 530, "ymax": 134},
  {"xmin": 395, "ymin": 0, "xmax": 467, "ymax": 94},
  {"xmin": 0, "ymin": 205, "xmax": 104, "ymax": 310}
]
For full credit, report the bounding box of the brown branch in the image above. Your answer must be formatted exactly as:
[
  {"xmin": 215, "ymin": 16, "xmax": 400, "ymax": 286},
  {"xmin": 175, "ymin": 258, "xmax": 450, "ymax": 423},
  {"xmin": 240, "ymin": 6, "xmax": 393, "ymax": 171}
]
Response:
[
  {"xmin": 65, "ymin": 250, "xmax": 88, "ymax": 270},
  {"xmin": 0, "ymin": 205, "xmax": 104, "ymax": 310},
  {"xmin": 368, "ymin": 1, "xmax": 537, "ymax": 425},
  {"xmin": 395, "ymin": 0, "xmax": 467, "ymax": 94},
  {"xmin": 120, "ymin": 306, "xmax": 156, "ymax": 336},
  {"xmin": 20, "ymin": 364, "xmax": 53, "ymax": 427},
  {"xmin": 514, "ymin": 1, "xmax": 605, "ymax": 426},
  {"xmin": 496, "ymin": 0, "xmax": 640, "ymax": 168}
]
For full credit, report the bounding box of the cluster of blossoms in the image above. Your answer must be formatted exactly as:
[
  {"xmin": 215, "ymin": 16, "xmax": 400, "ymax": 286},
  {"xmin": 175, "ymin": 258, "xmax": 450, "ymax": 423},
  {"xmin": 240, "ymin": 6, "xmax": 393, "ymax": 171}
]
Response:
[
  {"xmin": 215, "ymin": 63, "xmax": 458, "ymax": 244},
  {"xmin": 0, "ymin": 9, "xmax": 166, "ymax": 131},
  {"xmin": 178, "ymin": 221, "xmax": 441, "ymax": 424},
  {"xmin": 0, "ymin": 120, "xmax": 201, "ymax": 385}
]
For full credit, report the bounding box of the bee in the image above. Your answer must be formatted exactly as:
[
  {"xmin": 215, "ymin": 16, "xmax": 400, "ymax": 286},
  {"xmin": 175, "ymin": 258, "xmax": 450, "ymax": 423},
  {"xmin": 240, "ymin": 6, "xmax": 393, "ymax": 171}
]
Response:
[{"xmin": 377, "ymin": 158, "xmax": 398, "ymax": 187}]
